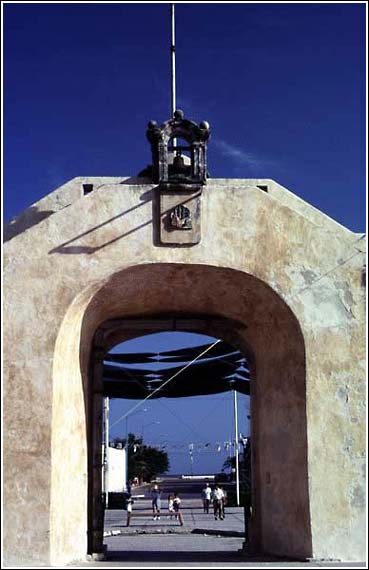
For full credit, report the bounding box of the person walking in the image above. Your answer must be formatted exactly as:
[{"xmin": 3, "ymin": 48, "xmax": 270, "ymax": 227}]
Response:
[
  {"xmin": 151, "ymin": 484, "xmax": 162, "ymax": 520},
  {"xmin": 125, "ymin": 493, "xmax": 135, "ymax": 527},
  {"xmin": 212, "ymin": 484, "xmax": 224, "ymax": 520},
  {"xmin": 220, "ymin": 486, "xmax": 227, "ymax": 519},
  {"xmin": 201, "ymin": 482, "xmax": 212, "ymax": 513}
]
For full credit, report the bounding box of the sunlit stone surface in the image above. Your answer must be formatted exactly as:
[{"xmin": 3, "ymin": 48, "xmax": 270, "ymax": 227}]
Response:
[{"xmin": 3, "ymin": 177, "xmax": 365, "ymax": 565}]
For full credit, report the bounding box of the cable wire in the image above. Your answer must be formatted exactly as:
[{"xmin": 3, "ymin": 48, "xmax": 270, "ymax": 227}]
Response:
[{"xmin": 110, "ymin": 339, "xmax": 221, "ymax": 429}]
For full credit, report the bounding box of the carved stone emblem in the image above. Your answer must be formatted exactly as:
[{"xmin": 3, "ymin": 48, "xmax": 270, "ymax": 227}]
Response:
[{"xmin": 169, "ymin": 204, "xmax": 192, "ymax": 230}]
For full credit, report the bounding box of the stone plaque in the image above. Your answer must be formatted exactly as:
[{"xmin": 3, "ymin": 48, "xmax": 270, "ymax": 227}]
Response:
[{"xmin": 159, "ymin": 189, "xmax": 201, "ymax": 245}]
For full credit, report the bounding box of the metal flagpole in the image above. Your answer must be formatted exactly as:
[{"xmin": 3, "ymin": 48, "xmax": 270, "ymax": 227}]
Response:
[
  {"xmin": 170, "ymin": 3, "xmax": 177, "ymax": 151},
  {"xmin": 171, "ymin": 3, "xmax": 176, "ymax": 117},
  {"xmin": 233, "ymin": 388, "xmax": 240, "ymax": 506}
]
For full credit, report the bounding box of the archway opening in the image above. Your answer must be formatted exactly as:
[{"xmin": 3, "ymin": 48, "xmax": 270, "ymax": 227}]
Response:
[
  {"xmin": 99, "ymin": 329, "xmax": 252, "ymax": 561},
  {"xmin": 51, "ymin": 263, "xmax": 312, "ymax": 565}
]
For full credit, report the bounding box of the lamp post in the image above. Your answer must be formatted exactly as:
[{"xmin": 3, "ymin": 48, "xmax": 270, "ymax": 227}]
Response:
[
  {"xmin": 188, "ymin": 443, "xmax": 194, "ymax": 476},
  {"xmin": 158, "ymin": 433, "xmax": 169, "ymax": 450},
  {"xmin": 125, "ymin": 417, "xmax": 129, "ymax": 492},
  {"xmin": 141, "ymin": 420, "xmax": 160, "ymax": 442},
  {"xmin": 103, "ymin": 397, "xmax": 110, "ymax": 508},
  {"xmin": 229, "ymin": 378, "xmax": 240, "ymax": 507},
  {"xmin": 124, "ymin": 408, "xmax": 148, "ymax": 491}
]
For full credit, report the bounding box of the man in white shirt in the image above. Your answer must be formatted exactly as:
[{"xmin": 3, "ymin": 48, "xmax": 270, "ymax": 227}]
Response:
[
  {"xmin": 201, "ymin": 483, "xmax": 212, "ymax": 513},
  {"xmin": 212, "ymin": 485, "xmax": 225, "ymax": 520}
]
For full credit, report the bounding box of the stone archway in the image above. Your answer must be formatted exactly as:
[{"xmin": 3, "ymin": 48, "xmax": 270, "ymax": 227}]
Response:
[
  {"xmin": 50, "ymin": 262, "xmax": 311, "ymax": 565},
  {"xmin": 5, "ymin": 174, "xmax": 365, "ymax": 566}
]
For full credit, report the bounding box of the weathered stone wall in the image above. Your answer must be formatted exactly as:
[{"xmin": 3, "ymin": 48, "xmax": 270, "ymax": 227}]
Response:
[{"xmin": 3, "ymin": 177, "xmax": 366, "ymax": 565}]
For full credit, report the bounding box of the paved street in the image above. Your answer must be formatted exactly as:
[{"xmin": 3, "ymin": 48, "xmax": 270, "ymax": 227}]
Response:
[
  {"xmin": 75, "ymin": 532, "xmax": 366, "ymax": 568},
  {"xmin": 100, "ymin": 507, "xmax": 365, "ymax": 568},
  {"xmin": 105, "ymin": 477, "xmax": 245, "ymax": 537},
  {"xmin": 104, "ymin": 500, "xmax": 245, "ymax": 537},
  {"xmin": 76, "ymin": 478, "xmax": 366, "ymax": 568}
]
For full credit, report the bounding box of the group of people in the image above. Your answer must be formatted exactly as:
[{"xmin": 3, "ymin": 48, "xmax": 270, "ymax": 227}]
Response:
[
  {"xmin": 148, "ymin": 482, "xmax": 228, "ymax": 525},
  {"xmin": 201, "ymin": 482, "xmax": 227, "ymax": 520},
  {"xmin": 151, "ymin": 484, "xmax": 184, "ymax": 525}
]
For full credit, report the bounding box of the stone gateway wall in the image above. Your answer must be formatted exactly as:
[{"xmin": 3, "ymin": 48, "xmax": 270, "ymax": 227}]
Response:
[{"xmin": 3, "ymin": 177, "xmax": 366, "ymax": 566}]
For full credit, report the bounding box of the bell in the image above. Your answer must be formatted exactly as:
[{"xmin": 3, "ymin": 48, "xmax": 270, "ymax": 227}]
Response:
[{"xmin": 173, "ymin": 154, "xmax": 186, "ymax": 172}]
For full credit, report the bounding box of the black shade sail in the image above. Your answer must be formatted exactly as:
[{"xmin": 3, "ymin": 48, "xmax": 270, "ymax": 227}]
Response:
[
  {"xmin": 105, "ymin": 341, "xmax": 240, "ymax": 363},
  {"xmin": 102, "ymin": 341, "xmax": 250, "ymax": 399}
]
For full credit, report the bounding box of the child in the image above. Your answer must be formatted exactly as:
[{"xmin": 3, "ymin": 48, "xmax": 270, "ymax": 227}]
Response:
[
  {"xmin": 125, "ymin": 494, "xmax": 135, "ymax": 527},
  {"xmin": 168, "ymin": 494, "xmax": 175, "ymax": 519},
  {"xmin": 173, "ymin": 492, "xmax": 184, "ymax": 526}
]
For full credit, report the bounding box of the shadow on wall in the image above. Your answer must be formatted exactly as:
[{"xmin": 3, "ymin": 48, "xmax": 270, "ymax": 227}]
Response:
[
  {"xmin": 48, "ymin": 190, "xmax": 153, "ymax": 255},
  {"xmin": 48, "ymin": 188, "xmax": 199, "ymax": 254},
  {"xmin": 3, "ymin": 177, "xmax": 153, "ymax": 244},
  {"xmin": 4, "ymin": 206, "xmax": 55, "ymax": 242}
]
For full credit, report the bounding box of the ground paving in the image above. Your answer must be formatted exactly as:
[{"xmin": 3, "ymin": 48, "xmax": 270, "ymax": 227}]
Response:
[
  {"xmin": 104, "ymin": 498, "xmax": 245, "ymax": 537},
  {"xmin": 72, "ymin": 533, "xmax": 366, "ymax": 569},
  {"xmin": 92, "ymin": 498, "xmax": 366, "ymax": 568}
]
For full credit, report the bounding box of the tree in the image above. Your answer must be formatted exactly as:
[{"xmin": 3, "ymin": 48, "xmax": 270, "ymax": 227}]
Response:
[
  {"xmin": 222, "ymin": 438, "xmax": 251, "ymax": 507},
  {"xmin": 111, "ymin": 433, "xmax": 169, "ymax": 483}
]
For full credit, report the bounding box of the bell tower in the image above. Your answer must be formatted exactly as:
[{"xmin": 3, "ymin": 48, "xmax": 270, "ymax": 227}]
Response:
[
  {"xmin": 146, "ymin": 110, "xmax": 210, "ymax": 245},
  {"xmin": 143, "ymin": 4, "xmax": 211, "ymax": 246},
  {"xmin": 147, "ymin": 109, "xmax": 210, "ymax": 189}
]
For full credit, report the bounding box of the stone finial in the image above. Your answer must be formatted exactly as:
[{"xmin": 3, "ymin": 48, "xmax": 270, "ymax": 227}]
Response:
[{"xmin": 173, "ymin": 109, "xmax": 184, "ymax": 121}]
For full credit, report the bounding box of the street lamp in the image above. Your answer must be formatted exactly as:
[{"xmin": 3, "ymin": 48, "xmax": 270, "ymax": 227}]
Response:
[
  {"xmin": 228, "ymin": 377, "xmax": 240, "ymax": 507},
  {"xmin": 141, "ymin": 420, "xmax": 160, "ymax": 441},
  {"xmin": 124, "ymin": 408, "xmax": 148, "ymax": 491},
  {"xmin": 103, "ymin": 397, "xmax": 110, "ymax": 508},
  {"xmin": 189, "ymin": 443, "xmax": 194, "ymax": 476},
  {"xmin": 157, "ymin": 433, "xmax": 169, "ymax": 450}
]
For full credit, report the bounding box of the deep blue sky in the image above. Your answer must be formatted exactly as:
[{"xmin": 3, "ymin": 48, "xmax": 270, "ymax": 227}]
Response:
[
  {"xmin": 4, "ymin": 2, "xmax": 366, "ymax": 231},
  {"xmin": 3, "ymin": 2, "xmax": 366, "ymax": 475}
]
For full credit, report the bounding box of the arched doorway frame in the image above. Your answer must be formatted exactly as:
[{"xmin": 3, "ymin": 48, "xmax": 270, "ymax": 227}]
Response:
[
  {"xmin": 89, "ymin": 316, "xmax": 256, "ymax": 556},
  {"xmin": 50, "ymin": 263, "xmax": 312, "ymax": 565}
]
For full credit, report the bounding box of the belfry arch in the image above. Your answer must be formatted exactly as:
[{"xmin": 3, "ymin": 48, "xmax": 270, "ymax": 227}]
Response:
[{"xmin": 50, "ymin": 263, "xmax": 310, "ymax": 564}]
